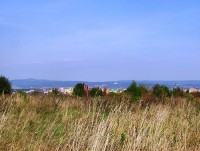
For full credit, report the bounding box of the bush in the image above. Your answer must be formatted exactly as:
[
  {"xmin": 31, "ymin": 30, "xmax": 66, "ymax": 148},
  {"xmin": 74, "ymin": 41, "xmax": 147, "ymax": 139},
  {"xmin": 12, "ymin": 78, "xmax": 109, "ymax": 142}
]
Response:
[
  {"xmin": 126, "ymin": 81, "xmax": 142, "ymax": 102},
  {"xmin": 152, "ymin": 84, "xmax": 171, "ymax": 100},
  {"xmin": 50, "ymin": 88, "xmax": 59, "ymax": 96},
  {"xmin": 191, "ymin": 92, "xmax": 200, "ymax": 98},
  {"xmin": 0, "ymin": 76, "xmax": 12, "ymax": 94},
  {"xmin": 172, "ymin": 87, "xmax": 184, "ymax": 97},
  {"xmin": 138, "ymin": 84, "xmax": 149, "ymax": 96},
  {"xmin": 186, "ymin": 93, "xmax": 195, "ymax": 101},
  {"xmin": 73, "ymin": 83, "xmax": 85, "ymax": 97},
  {"xmin": 89, "ymin": 87, "xmax": 105, "ymax": 97},
  {"xmin": 142, "ymin": 93, "xmax": 157, "ymax": 105}
]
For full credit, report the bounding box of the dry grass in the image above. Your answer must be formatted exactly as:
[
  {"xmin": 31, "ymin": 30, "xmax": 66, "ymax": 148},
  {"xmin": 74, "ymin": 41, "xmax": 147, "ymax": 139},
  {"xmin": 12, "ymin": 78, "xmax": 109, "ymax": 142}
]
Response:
[{"xmin": 0, "ymin": 94, "xmax": 200, "ymax": 151}]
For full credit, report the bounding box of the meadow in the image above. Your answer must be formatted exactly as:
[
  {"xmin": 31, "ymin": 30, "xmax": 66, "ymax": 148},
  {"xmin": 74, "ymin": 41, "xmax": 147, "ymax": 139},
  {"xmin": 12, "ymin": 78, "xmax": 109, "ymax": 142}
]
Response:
[{"xmin": 0, "ymin": 94, "xmax": 200, "ymax": 151}]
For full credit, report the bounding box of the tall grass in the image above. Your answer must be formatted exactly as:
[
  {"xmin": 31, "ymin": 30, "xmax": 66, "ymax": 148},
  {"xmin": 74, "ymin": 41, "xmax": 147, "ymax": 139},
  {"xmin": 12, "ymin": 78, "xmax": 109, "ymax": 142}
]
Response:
[{"xmin": 0, "ymin": 94, "xmax": 200, "ymax": 150}]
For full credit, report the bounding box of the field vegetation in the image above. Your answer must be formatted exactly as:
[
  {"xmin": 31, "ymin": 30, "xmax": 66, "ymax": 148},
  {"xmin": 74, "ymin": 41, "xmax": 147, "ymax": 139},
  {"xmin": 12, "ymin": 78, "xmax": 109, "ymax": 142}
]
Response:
[
  {"xmin": 0, "ymin": 77, "xmax": 200, "ymax": 150},
  {"xmin": 0, "ymin": 90, "xmax": 200, "ymax": 151}
]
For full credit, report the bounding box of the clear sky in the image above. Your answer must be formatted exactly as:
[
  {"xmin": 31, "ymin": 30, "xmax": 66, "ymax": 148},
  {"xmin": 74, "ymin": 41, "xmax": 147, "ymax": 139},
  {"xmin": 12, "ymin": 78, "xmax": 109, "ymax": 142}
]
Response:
[{"xmin": 0, "ymin": 0, "xmax": 200, "ymax": 81}]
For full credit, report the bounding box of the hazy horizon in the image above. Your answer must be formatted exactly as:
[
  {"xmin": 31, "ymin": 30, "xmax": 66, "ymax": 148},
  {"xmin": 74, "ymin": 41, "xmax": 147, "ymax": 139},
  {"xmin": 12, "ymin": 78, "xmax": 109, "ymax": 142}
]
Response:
[
  {"xmin": 1, "ymin": 0, "xmax": 200, "ymax": 81},
  {"xmin": 10, "ymin": 78, "xmax": 200, "ymax": 83}
]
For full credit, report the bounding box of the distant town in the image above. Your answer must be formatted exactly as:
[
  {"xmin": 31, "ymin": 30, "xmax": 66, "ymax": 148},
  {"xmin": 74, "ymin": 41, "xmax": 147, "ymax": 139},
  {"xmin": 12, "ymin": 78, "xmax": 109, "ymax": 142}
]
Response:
[{"xmin": 11, "ymin": 79, "xmax": 200, "ymax": 95}]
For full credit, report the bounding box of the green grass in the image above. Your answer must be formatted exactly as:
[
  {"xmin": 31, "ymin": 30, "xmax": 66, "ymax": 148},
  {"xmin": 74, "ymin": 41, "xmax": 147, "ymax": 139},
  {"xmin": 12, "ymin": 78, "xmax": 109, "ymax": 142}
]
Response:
[{"xmin": 0, "ymin": 94, "xmax": 200, "ymax": 150}]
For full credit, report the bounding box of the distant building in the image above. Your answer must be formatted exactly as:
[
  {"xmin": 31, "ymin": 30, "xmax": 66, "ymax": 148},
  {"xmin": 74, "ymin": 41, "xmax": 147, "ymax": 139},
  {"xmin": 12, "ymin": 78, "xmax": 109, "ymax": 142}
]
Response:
[
  {"xmin": 43, "ymin": 90, "xmax": 49, "ymax": 94},
  {"xmin": 106, "ymin": 88, "xmax": 110, "ymax": 95},
  {"xmin": 189, "ymin": 88, "xmax": 198, "ymax": 93},
  {"xmin": 59, "ymin": 88, "xmax": 66, "ymax": 94},
  {"xmin": 25, "ymin": 90, "xmax": 34, "ymax": 94},
  {"xmin": 65, "ymin": 88, "xmax": 73, "ymax": 95}
]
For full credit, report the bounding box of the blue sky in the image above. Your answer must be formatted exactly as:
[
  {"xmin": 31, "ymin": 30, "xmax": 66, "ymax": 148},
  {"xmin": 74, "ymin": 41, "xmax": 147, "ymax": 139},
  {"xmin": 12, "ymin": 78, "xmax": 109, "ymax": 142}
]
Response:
[{"xmin": 0, "ymin": 0, "xmax": 200, "ymax": 81}]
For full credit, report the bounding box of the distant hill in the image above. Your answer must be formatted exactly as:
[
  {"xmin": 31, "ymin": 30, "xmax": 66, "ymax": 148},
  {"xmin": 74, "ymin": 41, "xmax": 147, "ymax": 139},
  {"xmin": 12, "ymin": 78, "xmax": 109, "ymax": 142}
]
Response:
[{"xmin": 11, "ymin": 79, "xmax": 200, "ymax": 90}]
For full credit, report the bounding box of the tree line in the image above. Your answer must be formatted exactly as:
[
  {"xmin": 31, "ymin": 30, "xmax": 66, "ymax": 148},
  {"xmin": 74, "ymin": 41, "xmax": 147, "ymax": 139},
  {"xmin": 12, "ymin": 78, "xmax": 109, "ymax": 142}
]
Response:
[
  {"xmin": 1, "ymin": 76, "xmax": 199, "ymax": 102},
  {"xmin": 72, "ymin": 81, "xmax": 199, "ymax": 102}
]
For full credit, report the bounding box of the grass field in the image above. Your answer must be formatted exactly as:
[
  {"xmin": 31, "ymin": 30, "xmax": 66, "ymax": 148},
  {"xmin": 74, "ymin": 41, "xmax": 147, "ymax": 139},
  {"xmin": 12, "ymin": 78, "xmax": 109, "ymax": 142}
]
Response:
[{"xmin": 0, "ymin": 94, "xmax": 200, "ymax": 151}]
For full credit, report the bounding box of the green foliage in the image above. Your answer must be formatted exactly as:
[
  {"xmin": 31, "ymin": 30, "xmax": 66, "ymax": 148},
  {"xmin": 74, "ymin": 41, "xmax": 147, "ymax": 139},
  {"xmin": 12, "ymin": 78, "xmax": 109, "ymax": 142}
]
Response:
[
  {"xmin": 51, "ymin": 88, "xmax": 59, "ymax": 96},
  {"xmin": 89, "ymin": 87, "xmax": 105, "ymax": 97},
  {"xmin": 172, "ymin": 87, "xmax": 184, "ymax": 97},
  {"xmin": 0, "ymin": 76, "xmax": 12, "ymax": 94},
  {"xmin": 126, "ymin": 81, "xmax": 142, "ymax": 102},
  {"xmin": 52, "ymin": 124, "xmax": 65, "ymax": 138},
  {"xmin": 152, "ymin": 84, "xmax": 171, "ymax": 100},
  {"xmin": 120, "ymin": 132, "xmax": 126, "ymax": 146},
  {"xmin": 73, "ymin": 83, "xmax": 85, "ymax": 97},
  {"xmin": 138, "ymin": 84, "xmax": 149, "ymax": 96},
  {"xmin": 186, "ymin": 93, "xmax": 195, "ymax": 101}
]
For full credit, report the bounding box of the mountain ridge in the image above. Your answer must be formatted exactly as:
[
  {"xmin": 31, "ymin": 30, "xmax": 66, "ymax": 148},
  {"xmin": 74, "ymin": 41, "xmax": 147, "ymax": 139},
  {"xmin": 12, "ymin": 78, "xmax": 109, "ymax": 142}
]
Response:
[{"xmin": 11, "ymin": 79, "xmax": 200, "ymax": 90}]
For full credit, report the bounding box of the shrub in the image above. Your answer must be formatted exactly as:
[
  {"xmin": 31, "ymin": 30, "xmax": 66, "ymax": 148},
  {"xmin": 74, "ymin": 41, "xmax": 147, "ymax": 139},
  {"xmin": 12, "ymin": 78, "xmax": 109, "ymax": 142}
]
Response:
[
  {"xmin": 51, "ymin": 88, "xmax": 59, "ymax": 96},
  {"xmin": 191, "ymin": 92, "xmax": 200, "ymax": 98},
  {"xmin": 186, "ymin": 93, "xmax": 195, "ymax": 101},
  {"xmin": 142, "ymin": 93, "xmax": 157, "ymax": 105},
  {"xmin": 73, "ymin": 83, "xmax": 85, "ymax": 97},
  {"xmin": 126, "ymin": 81, "xmax": 142, "ymax": 102},
  {"xmin": 138, "ymin": 84, "xmax": 149, "ymax": 96},
  {"xmin": 152, "ymin": 84, "xmax": 171, "ymax": 100},
  {"xmin": 172, "ymin": 87, "xmax": 184, "ymax": 97},
  {"xmin": 89, "ymin": 87, "xmax": 105, "ymax": 97},
  {"xmin": 0, "ymin": 76, "xmax": 12, "ymax": 94}
]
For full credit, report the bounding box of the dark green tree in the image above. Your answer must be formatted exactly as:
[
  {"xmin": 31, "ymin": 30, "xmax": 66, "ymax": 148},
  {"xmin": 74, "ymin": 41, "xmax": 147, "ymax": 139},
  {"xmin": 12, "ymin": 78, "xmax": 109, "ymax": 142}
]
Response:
[
  {"xmin": 89, "ymin": 87, "xmax": 104, "ymax": 97},
  {"xmin": 152, "ymin": 84, "xmax": 171, "ymax": 100},
  {"xmin": 138, "ymin": 84, "xmax": 148, "ymax": 96},
  {"xmin": 172, "ymin": 87, "xmax": 184, "ymax": 97},
  {"xmin": 0, "ymin": 76, "xmax": 12, "ymax": 94},
  {"xmin": 126, "ymin": 81, "xmax": 142, "ymax": 102},
  {"xmin": 73, "ymin": 83, "xmax": 85, "ymax": 97},
  {"xmin": 51, "ymin": 88, "xmax": 59, "ymax": 96}
]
